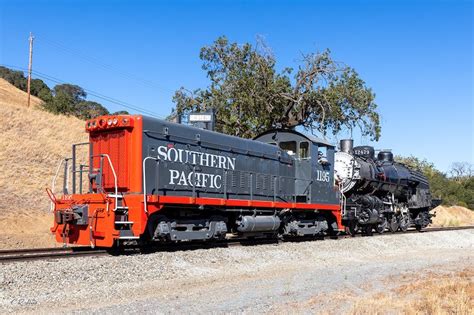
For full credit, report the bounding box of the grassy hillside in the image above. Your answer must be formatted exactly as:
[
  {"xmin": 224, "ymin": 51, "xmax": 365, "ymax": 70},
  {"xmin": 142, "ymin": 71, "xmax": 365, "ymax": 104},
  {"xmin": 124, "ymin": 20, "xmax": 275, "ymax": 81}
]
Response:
[{"xmin": 0, "ymin": 78, "xmax": 87, "ymax": 248}]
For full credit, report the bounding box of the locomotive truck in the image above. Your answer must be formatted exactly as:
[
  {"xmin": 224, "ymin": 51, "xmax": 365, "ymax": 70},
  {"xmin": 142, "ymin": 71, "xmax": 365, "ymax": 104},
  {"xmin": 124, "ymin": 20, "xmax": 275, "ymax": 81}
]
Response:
[{"xmin": 48, "ymin": 114, "xmax": 435, "ymax": 247}]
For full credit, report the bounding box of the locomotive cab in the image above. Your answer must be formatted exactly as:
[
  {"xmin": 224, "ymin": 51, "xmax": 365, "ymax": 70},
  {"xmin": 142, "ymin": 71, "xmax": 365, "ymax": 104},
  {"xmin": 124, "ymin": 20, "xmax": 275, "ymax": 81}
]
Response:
[{"xmin": 254, "ymin": 130, "xmax": 338, "ymax": 205}]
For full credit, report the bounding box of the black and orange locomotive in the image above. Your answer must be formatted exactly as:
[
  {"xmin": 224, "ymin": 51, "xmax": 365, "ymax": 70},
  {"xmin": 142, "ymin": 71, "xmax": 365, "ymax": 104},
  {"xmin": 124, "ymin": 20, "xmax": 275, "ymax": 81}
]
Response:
[{"xmin": 49, "ymin": 115, "xmax": 436, "ymax": 247}]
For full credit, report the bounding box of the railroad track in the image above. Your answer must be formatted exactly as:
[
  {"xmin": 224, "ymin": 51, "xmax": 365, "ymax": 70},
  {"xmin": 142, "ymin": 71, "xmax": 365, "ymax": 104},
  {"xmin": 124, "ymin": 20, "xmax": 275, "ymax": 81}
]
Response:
[
  {"xmin": 1, "ymin": 225, "xmax": 473, "ymax": 263},
  {"xmin": 0, "ymin": 246, "xmax": 109, "ymax": 263}
]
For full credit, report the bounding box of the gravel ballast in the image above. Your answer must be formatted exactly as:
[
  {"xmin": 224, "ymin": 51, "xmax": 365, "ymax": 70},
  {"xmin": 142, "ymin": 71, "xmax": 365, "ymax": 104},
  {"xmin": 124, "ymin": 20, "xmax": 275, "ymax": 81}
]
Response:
[{"xmin": 1, "ymin": 230, "xmax": 473, "ymax": 314}]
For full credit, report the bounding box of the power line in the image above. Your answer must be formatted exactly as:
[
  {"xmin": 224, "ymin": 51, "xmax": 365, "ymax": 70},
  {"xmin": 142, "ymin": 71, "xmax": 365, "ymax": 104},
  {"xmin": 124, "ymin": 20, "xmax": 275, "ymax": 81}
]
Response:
[
  {"xmin": 2, "ymin": 64, "xmax": 166, "ymax": 119},
  {"xmin": 37, "ymin": 36, "xmax": 176, "ymax": 94}
]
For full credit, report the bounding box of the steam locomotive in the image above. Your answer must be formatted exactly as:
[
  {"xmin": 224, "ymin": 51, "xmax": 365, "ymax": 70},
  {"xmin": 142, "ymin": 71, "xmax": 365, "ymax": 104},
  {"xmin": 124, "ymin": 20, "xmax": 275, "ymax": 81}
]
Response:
[
  {"xmin": 48, "ymin": 114, "xmax": 436, "ymax": 248},
  {"xmin": 335, "ymin": 140, "xmax": 435, "ymax": 235}
]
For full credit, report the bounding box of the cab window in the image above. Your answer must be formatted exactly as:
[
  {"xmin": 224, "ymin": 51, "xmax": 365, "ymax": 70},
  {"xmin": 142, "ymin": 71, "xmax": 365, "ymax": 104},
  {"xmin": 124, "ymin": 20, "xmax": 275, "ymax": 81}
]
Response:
[
  {"xmin": 318, "ymin": 146, "xmax": 329, "ymax": 165},
  {"xmin": 299, "ymin": 141, "xmax": 310, "ymax": 159},
  {"xmin": 279, "ymin": 141, "xmax": 297, "ymax": 156}
]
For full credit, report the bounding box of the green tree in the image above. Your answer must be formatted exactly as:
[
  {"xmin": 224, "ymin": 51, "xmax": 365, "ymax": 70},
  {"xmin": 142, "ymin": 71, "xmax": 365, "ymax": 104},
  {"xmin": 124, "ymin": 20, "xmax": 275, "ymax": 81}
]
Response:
[
  {"xmin": 42, "ymin": 84, "xmax": 85, "ymax": 115},
  {"xmin": 112, "ymin": 110, "xmax": 130, "ymax": 115},
  {"xmin": 172, "ymin": 36, "xmax": 380, "ymax": 140},
  {"xmin": 74, "ymin": 101, "xmax": 109, "ymax": 119},
  {"xmin": 42, "ymin": 90, "xmax": 75, "ymax": 114},
  {"xmin": 30, "ymin": 79, "xmax": 52, "ymax": 101},
  {"xmin": 53, "ymin": 84, "xmax": 87, "ymax": 103},
  {"xmin": 43, "ymin": 84, "xmax": 110, "ymax": 118},
  {"xmin": 0, "ymin": 66, "xmax": 27, "ymax": 91}
]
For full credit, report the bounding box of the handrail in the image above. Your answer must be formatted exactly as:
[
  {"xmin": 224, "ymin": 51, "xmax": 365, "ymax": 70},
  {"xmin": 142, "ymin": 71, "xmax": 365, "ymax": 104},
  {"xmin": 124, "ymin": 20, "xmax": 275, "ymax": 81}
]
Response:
[
  {"xmin": 51, "ymin": 158, "xmax": 65, "ymax": 211},
  {"xmin": 143, "ymin": 156, "xmax": 159, "ymax": 214},
  {"xmin": 65, "ymin": 164, "xmax": 72, "ymax": 194},
  {"xmin": 71, "ymin": 142, "xmax": 90, "ymax": 194},
  {"xmin": 100, "ymin": 154, "xmax": 118, "ymax": 212},
  {"xmin": 51, "ymin": 158, "xmax": 74, "ymax": 210},
  {"xmin": 339, "ymin": 182, "xmax": 347, "ymax": 216},
  {"xmin": 88, "ymin": 154, "xmax": 119, "ymax": 211},
  {"xmin": 45, "ymin": 188, "xmax": 57, "ymax": 212}
]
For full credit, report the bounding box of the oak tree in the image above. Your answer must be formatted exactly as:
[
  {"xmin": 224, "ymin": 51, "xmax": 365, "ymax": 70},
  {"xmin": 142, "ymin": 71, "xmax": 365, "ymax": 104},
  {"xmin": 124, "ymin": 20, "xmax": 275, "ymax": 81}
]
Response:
[{"xmin": 172, "ymin": 36, "xmax": 380, "ymax": 140}]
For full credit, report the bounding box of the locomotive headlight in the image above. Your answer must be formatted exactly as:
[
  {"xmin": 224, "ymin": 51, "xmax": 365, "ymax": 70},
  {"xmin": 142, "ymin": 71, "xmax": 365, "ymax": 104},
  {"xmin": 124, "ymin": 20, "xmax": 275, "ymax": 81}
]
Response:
[
  {"xmin": 107, "ymin": 118, "xmax": 113, "ymax": 126},
  {"xmin": 122, "ymin": 118, "xmax": 129, "ymax": 125},
  {"xmin": 112, "ymin": 117, "xmax": 118, "ymax": 125},
  {"xmin": 92, "ymin": 120, "xmax": 97, "ymax": 127}
]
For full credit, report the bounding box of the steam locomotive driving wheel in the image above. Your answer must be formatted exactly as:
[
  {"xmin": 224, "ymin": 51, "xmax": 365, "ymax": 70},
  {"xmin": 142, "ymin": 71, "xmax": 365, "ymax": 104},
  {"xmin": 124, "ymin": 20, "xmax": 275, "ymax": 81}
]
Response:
[
  {"xmin": 388, "ymin": 215, "xmax": 399, "ymax": 233},
  {"xmin": 375, "ymin": 216, "xmax": 388, "ymax": 234}
]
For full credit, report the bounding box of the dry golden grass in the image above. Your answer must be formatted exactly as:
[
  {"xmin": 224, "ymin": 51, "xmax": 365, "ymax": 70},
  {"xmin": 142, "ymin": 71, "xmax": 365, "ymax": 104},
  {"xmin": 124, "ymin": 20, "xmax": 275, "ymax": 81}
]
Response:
[
  {"xmin": 0, "ymin": 212, "xmax": 60, "ymax": 249},
  {"xmin": 350, "ymin": 268, "xmax": 474, "ymax": 315},
  {"xmin": 432, "ymin": 205, "xmax": 474, "ymax": 227},
  {"xmin": 269, "ymin": 267, "xmax": 473, "ymax": 314},
  {"xmin": 0, "ymin": 78, "xmax": 87, "ymax": 248},
  {"xmin": 0, "ymin": 78, "xmax": 43, "ymax": 108}
]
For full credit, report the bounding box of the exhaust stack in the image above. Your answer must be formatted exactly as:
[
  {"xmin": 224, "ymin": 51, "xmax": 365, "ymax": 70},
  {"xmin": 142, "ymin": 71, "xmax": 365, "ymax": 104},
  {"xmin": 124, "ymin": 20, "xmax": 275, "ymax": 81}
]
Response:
[{"xmin": 340, "ymin": 139, "xmax": 353, "ymax": 154}]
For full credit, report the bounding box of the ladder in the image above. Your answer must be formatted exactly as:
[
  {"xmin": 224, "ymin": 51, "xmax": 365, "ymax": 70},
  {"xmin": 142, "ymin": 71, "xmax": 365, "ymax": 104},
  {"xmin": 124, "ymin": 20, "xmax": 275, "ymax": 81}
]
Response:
[{"xmin": 109, "ymin": 193, "xmax": 139, "ymax": 240}]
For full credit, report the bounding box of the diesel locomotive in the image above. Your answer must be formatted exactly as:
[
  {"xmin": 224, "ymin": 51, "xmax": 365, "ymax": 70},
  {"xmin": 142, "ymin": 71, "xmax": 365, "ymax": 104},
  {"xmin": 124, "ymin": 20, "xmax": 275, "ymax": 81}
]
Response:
[{"xmin": 48, "ymin": 114, "xmax": 436, "ymax": 248}]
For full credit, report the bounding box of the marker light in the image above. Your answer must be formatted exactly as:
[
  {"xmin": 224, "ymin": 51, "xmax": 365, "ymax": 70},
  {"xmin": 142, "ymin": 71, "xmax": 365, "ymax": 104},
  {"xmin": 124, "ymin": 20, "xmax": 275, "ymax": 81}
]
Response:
[
  {"xmin": 122, "ymin": 118, "xmax": 129, "ymax": 125},
  {"xmin": 107, "ymin": 118, "xmax": 113, "ymax": 126},
  {"xmin": 112, "ymin": 117, "xmax": 118, "ymax": 125}
]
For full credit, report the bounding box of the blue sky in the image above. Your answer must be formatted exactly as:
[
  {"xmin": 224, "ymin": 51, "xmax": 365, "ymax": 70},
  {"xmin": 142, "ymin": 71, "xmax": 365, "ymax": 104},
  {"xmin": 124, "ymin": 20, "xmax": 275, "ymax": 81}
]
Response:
[{"xmin": 0, "ymin": 0, "xmax": 472, "ymax": 172}]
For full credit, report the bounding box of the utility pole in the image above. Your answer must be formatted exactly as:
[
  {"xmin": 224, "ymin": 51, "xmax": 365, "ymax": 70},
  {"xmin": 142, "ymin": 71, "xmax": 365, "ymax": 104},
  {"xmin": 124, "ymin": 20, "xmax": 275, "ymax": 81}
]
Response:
[{"xmin": 26, "ymin": 32, "xmax": 34, "ymax": 107}]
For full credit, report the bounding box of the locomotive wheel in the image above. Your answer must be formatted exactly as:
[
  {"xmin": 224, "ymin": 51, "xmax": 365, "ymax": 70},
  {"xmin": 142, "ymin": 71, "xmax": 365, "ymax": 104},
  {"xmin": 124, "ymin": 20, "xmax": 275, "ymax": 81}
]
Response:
[
  {"xmin": 388, "ymin": 216, "xmax": 399, "ymax": 233},
  {"xmin": 375, "ymin": 217, "xmax": 387, "ymax": 234},
  {"xmin": 399, "ymin": 215, "xmax": 409, "ymax": 232},
  {"xmin": 363, "ymin": 225, "xmax": 373, "ymax": 236}
]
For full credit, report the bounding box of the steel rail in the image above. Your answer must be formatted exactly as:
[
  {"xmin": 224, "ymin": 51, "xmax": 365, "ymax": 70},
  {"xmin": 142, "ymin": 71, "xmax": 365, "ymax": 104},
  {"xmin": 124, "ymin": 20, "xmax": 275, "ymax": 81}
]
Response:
[{"xmin": 0, "ymin": 247, "xmax": 108, "ymax": 263}]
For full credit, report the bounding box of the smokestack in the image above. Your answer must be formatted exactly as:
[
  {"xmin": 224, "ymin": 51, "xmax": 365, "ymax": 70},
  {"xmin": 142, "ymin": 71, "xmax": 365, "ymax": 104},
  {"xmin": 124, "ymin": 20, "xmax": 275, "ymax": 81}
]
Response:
[
  {"xmin": 340, "ymin": 139, "xmax": 353, "ymax": 153},
  {"xmin": 377, "ymin": 150, "xmax": 394, "ymax": 162}
]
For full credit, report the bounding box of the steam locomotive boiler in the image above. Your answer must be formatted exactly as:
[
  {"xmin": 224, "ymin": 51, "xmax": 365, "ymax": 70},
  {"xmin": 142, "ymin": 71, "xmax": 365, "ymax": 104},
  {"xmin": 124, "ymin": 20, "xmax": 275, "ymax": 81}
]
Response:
[{"xmin": 334, "ymin": 140, "xmax": 434, "ymax": 235}]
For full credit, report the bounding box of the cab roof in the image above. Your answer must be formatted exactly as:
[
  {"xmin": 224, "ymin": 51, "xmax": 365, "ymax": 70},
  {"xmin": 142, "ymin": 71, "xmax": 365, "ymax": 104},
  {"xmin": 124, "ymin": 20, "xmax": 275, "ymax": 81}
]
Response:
[{"xmin": 255, "ymin": 129, "xmax": 334, "ymax": 147}]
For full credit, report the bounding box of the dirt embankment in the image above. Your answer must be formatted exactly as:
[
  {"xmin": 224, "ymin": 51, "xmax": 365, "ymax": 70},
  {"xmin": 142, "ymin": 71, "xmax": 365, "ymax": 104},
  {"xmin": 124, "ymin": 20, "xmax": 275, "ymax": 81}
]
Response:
[{"xmin": 431, "ymin": 205, "xmax": 474, "ymax": 227}]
